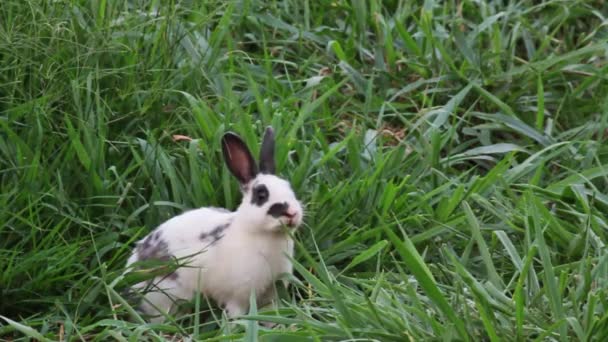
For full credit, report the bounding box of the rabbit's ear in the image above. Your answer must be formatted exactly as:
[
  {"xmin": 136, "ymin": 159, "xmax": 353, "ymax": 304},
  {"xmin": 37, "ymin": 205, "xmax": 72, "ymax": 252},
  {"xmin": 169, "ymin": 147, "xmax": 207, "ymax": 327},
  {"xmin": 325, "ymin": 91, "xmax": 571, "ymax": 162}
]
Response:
[
  {"xmin": 222, "ymin": 132, "xmax": 258, "ymax": 184},
  {"xmin": 259, "ymin": 126, "xmax": 275, "ymax": 174}
]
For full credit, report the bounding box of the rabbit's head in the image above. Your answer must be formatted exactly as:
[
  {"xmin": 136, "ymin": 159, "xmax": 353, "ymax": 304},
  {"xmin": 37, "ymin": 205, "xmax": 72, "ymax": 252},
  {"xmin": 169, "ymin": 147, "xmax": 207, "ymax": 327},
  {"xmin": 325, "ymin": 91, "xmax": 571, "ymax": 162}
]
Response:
[{"xmin": 222, "ymin": 127, "xmax": 303, "ymax": 233}]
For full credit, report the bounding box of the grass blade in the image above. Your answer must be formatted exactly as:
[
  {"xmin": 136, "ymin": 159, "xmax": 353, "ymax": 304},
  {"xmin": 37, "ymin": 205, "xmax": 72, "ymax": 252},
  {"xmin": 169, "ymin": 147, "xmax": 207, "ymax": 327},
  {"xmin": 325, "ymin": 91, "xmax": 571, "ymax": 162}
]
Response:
[{"xmin": 382, "ymin": 218, "xmax": 469, "ymax": 341}]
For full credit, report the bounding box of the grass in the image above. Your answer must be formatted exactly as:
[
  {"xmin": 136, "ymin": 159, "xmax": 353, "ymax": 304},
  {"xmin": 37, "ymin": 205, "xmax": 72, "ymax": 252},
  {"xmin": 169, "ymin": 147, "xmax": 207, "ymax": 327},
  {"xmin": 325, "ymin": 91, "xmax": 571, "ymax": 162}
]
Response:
[{"xmin": 1, "ymin": 0, "xmax": 607, "ymax": 340}]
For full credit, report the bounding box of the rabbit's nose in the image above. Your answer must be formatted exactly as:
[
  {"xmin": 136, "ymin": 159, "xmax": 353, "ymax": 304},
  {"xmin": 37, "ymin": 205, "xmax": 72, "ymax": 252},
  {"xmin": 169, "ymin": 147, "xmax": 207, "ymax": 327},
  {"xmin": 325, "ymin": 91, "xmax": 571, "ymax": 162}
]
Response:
[
  {"xmin": 284, "ymin": 207, "xmax": 301, "ymax": 227},
  {"xmin": 284, "ymin": 207, "xmax": 297, "ymax": 218}
]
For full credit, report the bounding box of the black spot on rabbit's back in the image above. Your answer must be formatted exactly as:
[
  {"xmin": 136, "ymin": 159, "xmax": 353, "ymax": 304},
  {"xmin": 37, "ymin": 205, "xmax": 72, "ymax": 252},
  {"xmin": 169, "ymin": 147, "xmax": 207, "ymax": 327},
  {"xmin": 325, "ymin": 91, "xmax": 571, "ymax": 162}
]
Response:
[
  {"xmin": 137, "ymin": 231, "xmax": 170, "ymax": 262},
  {"xmin": 151, "ymin": 230, "xmax": 161, "ymax": 241},
  {"xmin": 134, "ymin": 231, "xmax": 179, "ymax": 280},
  {"xmin": 251, "ymin": 184, "xmax": 269, "ymax": 206},
  {"xmin": 200, "ymin": 222, "xmax": 230, "ymax": 245}
]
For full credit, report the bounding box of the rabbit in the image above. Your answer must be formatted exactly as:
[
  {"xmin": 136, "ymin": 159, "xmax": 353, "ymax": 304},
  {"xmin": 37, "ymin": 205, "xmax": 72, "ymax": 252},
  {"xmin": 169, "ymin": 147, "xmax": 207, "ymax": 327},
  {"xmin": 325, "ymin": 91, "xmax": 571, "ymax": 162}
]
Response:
[{"xmin": 125, "ymin": 126, "xmax": 304, "ymax": 322}]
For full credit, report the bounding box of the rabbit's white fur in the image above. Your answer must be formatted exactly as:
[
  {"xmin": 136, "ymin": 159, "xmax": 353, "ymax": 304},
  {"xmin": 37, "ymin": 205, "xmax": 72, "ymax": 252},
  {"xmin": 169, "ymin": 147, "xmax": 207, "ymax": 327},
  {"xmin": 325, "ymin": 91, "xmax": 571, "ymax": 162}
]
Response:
[{"xmin": 125, "ymin": 128, "xmax": 303, "ymax": 322}]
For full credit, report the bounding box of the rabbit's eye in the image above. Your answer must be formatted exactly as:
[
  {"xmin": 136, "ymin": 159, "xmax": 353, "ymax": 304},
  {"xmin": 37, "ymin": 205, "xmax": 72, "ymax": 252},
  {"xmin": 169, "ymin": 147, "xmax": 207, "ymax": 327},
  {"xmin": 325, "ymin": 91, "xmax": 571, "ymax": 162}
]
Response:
[{"xmin": 252, "ymin": 184, "xmax": 269, "ymax": 206}]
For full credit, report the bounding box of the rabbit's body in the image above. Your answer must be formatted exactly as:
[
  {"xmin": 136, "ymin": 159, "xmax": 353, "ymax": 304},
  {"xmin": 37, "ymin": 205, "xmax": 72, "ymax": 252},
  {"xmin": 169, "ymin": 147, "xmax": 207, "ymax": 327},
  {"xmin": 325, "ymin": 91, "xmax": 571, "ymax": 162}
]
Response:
[{"xmin": 125, "ymin": 128, "xmax": 303, "ymax": 322}]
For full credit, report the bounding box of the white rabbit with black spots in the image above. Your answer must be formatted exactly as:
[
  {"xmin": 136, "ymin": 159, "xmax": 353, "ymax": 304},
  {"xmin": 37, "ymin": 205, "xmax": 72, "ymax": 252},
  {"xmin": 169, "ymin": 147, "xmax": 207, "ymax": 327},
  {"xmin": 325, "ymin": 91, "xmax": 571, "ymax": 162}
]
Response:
[{"xmin": 125, "ymin": 127, "xmax": 303, "ymax": 322}]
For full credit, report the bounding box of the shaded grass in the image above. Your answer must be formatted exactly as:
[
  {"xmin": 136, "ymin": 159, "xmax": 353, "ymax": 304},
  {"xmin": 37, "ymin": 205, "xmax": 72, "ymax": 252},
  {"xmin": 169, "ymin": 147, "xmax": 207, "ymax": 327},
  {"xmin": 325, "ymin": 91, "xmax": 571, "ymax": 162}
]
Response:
[{"xmin": 1, "ymin": 0, "xmax": 608, "ymax": 340}]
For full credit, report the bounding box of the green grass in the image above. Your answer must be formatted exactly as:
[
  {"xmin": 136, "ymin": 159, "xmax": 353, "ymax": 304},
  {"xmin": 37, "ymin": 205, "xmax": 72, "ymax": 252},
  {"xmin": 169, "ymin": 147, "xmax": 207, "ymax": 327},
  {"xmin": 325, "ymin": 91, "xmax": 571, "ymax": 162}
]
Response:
[{"xmin": 1, "ymin": 0, "xmax": 608, "ymax": 340}]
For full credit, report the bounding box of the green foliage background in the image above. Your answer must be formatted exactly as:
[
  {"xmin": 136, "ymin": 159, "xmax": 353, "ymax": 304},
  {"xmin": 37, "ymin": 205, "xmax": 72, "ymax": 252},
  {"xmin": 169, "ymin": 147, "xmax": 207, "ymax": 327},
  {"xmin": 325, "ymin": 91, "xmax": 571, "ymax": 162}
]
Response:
[{"xmin": 1, "ymin": 0, "xmax": 607, "ymax": 340}]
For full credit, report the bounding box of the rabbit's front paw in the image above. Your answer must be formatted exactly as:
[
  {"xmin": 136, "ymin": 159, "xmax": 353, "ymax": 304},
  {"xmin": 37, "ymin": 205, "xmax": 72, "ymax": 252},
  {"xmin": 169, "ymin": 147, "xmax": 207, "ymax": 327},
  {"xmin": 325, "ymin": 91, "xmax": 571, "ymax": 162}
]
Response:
[{"xmin": 224, "ymin": 301, "xmax": 247, "ymax": 318}]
